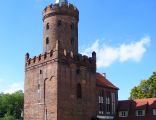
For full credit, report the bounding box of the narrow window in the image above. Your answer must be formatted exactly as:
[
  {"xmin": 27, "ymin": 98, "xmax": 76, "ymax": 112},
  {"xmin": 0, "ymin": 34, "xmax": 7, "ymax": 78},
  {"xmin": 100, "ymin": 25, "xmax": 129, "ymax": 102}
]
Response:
[
  {"xmin": 77, "ymin": 83, "xmax": 82, "ymax": 99},
  {"xmin": 46, "ymin": 37, "xmax": 49, "ymax": 44},
  {"xmin": 71, "ymin": 37, "xmax": 74, "ymax": 45},
  {"xmin": 40, "ymin": 70, "xmax": 42, "ymax": 74},
  {"xmin": 106, "ymin": 96, "xmax": 110, "ymax": 114},
  {"xmin": 45, "ymin": 109, "xmax": 47, "ymax": 120},
  {"xmin": 57, "ymin": 20, "xmax": 62, "ymax": 27},
  {"xmin": 76, "ymin": 69, "xmax": 80, "ymax": 74},
  {"xmin": 38, "ymin": 84, "xmax": 40, "ymax": 93},
  {"xmin": 46, "ymin": 23, "xmax": 49, "ymax": 30},
  {"xmin": 38, "ymin": 84, "xmax": 40, "ymax": 89},
  {"xmin": 99, "ymin": 104, "xmax": 102, "ymax": 114},
  {"xmin": 71, "ymin": 23, "xmax": 74, "ymax": 30},
  {"xmin": 111, "ymin": 93, "xmax": 116, "ymax": 114}
]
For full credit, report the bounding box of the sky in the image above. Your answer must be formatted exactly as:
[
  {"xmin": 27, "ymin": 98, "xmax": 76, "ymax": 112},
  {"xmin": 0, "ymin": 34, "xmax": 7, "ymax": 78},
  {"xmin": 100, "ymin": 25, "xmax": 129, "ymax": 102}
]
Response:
[{"xmin": 0, "ymin": 0, "xmax": 156, "ymax": 100}]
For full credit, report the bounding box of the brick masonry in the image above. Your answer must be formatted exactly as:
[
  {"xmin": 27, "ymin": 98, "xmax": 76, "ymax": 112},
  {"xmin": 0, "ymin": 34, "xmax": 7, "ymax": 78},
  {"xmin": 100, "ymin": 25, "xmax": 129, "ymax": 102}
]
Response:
[{"xmin": 24, "ymin": 2, "xmax": 97, "ymax": 120}]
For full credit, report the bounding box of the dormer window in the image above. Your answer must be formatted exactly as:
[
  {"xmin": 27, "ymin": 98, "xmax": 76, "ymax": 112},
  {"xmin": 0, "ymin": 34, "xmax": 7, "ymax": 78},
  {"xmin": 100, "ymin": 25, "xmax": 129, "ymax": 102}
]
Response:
[
  {"xmin": 119, "ymin": 111, "xmax": 128, "ymax": 117},
  {"xmin": 153, "ymin": 109, "xmax": 156, "ymax": 115},
  {"xmin": 136, "ymin": 110, "xmax": 145, "ymax": 116}
]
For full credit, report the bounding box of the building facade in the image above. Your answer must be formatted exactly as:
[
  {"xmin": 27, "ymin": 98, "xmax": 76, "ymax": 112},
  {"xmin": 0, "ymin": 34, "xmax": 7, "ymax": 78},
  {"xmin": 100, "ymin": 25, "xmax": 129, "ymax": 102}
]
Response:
[
  {"xmin": 24, "ymin": 1, "xmax": 156, "ymax": 120},
  {"xmin": 24, "ymin": 0, "xmax": 117, "ymax": 120},
  {"xmin": 23, "ymin": 0, "xmax": 120, "ymax": 120},
  {"xmin": 96, "ymin": 73, "xmax": 118, "ymax": 120},
  {"xmin": 116, "ymin": 98, "xmax": 156, "ymax": 120}
]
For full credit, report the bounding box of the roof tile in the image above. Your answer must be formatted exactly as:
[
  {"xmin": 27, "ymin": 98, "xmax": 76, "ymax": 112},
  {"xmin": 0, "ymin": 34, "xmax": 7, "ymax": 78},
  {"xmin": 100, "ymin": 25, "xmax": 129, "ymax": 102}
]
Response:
[{"xmin": 96, "ymin": 73, "xmax": 118, "ymax": 89}]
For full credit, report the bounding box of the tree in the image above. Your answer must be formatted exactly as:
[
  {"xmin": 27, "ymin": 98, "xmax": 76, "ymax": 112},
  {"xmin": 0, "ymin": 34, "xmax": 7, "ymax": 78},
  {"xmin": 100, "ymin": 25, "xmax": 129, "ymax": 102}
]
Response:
[
  {"xmin": 129, "ymin": 72, "xmax": 156, "ymax": 100},
  {"xmin": 0, "ymin": 90, "xmax": 24, "ymax": 120}
]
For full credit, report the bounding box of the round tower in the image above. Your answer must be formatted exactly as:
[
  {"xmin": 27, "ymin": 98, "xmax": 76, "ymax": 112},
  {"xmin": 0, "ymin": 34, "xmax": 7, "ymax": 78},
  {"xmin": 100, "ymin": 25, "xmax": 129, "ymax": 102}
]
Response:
[{"xmin": 42, "ymin": 0, "xmax": 79, "ymax": 56}]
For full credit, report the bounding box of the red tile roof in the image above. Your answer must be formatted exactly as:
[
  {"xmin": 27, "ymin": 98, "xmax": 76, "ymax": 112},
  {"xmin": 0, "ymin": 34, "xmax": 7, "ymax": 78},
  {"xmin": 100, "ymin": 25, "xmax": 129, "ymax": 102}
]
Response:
[
  {"xmin": 116, "ymin": 98, "xmax": 156, "ymax": 120},
  {"xmin": 96, "ymin": 73, "xmax": 118, "ymax": 89},
  {"xmin": 118, "ymin": 98, "xmax": 156, "ymax": 110},
  {"xmin": 135, "ymin": 98, "xmax": 156, "ymax": 109}
]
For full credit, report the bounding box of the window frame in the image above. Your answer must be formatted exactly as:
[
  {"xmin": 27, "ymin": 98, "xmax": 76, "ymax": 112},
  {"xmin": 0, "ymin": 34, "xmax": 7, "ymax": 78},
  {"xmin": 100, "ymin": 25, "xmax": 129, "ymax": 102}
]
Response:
[
  {"xmin": 153, "ymin": 109, "xmax": 156, "ymax": 115},
  {"xmin": 136, "ymin": 109, "xmax": 145, "ymax": 116},
  {"xmin": 119, "ymin": 111, "xmax": 128, "ymax": 117}
]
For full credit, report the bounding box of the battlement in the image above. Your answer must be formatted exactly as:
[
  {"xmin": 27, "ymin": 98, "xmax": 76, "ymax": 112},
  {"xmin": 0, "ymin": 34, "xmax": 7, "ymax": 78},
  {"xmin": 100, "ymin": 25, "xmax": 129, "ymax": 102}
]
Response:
[
  {"xmin": 43, "ymin": 3, "xmax": 79, "ymax": 21},
  {"xmin": 25, "ymin": 50, "xmax": 55, "ymax": 67},
  {"xmin": 25, "ymin": 50, "xmax": 96, "ymax": 69},
  {"xmin": 60, "ymin": 51, "xmax": 96, "ymax": 68}
]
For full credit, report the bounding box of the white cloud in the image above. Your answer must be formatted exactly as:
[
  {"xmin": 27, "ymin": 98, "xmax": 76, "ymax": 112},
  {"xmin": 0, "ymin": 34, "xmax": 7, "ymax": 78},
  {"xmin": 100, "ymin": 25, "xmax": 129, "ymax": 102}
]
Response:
[
  {"xmin": 82, "ymin": 36, "xmax": 151, "ymax": 68},
  {"xmin": 4, "ymin": 83, "xmax": 23, "ymax": 94}
]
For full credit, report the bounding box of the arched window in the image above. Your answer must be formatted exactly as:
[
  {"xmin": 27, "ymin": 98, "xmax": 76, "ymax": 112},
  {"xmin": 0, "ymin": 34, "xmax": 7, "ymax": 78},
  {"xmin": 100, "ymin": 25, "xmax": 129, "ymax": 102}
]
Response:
[
  {"xmin": 46, "ymin": 23, "xmax": 49, "ymax": 30},
  {"xmin": 77, "ymin": 83, "xmax": 82, "ymax": 99},
  {"xmin": 46, "ymin": 37, "xmax": 49, "ymax": 44}
]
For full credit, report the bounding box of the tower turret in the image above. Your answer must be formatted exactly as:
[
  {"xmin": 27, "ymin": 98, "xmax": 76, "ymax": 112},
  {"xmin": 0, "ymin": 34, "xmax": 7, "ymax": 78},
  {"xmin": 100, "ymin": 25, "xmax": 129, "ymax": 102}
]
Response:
[
  {"xmin": 24, "ymin": 1, "xmax": 97, "ymax": 120},
  {"xmin": 43, "ymin": 1, "xmax": 79, "ymax": 56},
  {"xmin": 55, "ymin": 0, "xmax": 68, "ymax": 4}
]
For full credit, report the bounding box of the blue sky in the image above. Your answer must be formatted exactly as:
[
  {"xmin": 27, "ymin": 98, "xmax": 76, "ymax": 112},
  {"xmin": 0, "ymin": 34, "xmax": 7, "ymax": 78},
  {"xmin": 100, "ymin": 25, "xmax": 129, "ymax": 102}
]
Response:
[{"xmin": 0, "ymin": 0, "xmax": 155, "ymax": 100}]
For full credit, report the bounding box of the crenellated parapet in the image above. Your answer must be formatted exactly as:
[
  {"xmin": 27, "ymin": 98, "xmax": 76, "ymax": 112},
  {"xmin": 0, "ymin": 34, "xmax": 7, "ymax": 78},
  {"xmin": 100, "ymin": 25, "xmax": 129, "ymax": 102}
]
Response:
[
  {"xmin": 25, "ymin": 50, "xmax": 96, "ymax": 70},
  {"xmin": 43, "ymin": 3, "xmax": 79, "ymax": 21},
  {"xmin": 60, "ymin": 51, "xmax": 96, "ymax": 70},
  {"xmin": 25, "ymin": 50, "xmax": 55, "ymax": 68}
]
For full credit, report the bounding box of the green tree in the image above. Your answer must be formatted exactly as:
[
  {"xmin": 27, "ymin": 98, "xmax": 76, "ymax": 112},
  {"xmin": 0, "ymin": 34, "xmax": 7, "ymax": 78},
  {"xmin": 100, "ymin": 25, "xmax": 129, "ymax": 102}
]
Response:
[
  {"xmin": 129, "ymin": 72, "xmax": 156, "ymax": 100},
  {"xmin": 0, "ymin": 90, "xmax": 24, "ymax": 120},
  {"xmin": 0, "ymin": 114, "xmax": 16, "ymax": 120}
]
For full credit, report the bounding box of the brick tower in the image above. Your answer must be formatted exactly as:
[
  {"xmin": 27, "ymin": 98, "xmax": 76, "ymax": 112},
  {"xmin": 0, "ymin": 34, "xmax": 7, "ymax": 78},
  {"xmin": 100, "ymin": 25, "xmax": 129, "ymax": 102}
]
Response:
[{"xmin": 24, "ymin": 0, "xmax": 97, "ymax": 120}]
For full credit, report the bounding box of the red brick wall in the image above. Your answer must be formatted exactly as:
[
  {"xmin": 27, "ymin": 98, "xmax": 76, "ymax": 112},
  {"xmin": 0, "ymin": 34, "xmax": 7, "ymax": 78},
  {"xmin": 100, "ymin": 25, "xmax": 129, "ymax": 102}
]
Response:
[{"xmin": 24, "ymin": 3, "xmax": 97, "ymax": 120}]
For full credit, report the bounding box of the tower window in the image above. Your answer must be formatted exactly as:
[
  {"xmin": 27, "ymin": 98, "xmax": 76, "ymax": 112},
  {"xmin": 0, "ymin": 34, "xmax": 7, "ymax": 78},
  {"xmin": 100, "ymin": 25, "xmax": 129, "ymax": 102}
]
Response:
[
  {"xmin": 77, "ymin": 83, "xmax": 82, "ymax": 99},
  {"xmin": 57, "ymin": 20, "xmax": 62, "ymax": 27},
  {"xmin": 46, "ymin": 23, "xmax": 49, "ymax": 30},
  {"xmin": 38, "ymin": 84, "xmax": 40, "ymax": 89},
  {"xmin": 46, "ymin": 37, "xmax": 49, "ymax": 44},
  {"xmin": 71, "ymin": 23, "xmax": 74, "ymax": 30},
  {"xmin": 40, "ymin": 70, "xmax": 42, "ymax": 74},
  {"xmin": 76, "ymin": 69, "xmax": 80, "ymax": 74},
  {"xmin": 71, "ymin": 37, "xmax": 74, "ymax": 45}
]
